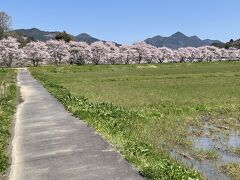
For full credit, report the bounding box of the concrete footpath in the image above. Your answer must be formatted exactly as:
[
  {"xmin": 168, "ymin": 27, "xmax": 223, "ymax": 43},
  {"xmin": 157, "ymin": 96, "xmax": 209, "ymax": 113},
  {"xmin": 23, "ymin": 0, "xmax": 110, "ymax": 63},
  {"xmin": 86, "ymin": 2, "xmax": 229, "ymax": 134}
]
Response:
[{"xmin": 9, "ymin": 69, "xmax": 143, "ymax": 180}]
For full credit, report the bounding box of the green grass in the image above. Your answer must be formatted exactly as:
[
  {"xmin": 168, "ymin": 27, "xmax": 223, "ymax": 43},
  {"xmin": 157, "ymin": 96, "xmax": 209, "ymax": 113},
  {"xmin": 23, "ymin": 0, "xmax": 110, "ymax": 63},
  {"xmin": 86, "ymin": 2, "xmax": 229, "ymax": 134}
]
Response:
[
  {"xmin": 30, "ymin": 61, "xmax": 240, "ymax": 179},
  {"xmin": 221, "ymin": 163, "xmax": 240, "ymax": 180},
  {"xmin": 0, "ymin": 68, "xmax": 17, "ymax": 176},
  {"xmin": 229, "ymin": 147, "xmax": 240, "ymax": 157},
  {"xmin": 191, "ymin": 150, "xmax": 219, "ymax": 161},
  {"xmin": 235, "ymin": 148, "xmax": 240, "ymax": 156}
]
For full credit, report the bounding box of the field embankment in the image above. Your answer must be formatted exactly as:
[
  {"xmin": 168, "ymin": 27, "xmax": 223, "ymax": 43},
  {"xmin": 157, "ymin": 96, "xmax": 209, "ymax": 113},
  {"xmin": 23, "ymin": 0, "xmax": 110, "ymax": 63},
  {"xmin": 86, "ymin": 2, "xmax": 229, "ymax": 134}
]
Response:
[{"xmin": 0, "ymin": 69, "xmax": 17, "ymax": 178}]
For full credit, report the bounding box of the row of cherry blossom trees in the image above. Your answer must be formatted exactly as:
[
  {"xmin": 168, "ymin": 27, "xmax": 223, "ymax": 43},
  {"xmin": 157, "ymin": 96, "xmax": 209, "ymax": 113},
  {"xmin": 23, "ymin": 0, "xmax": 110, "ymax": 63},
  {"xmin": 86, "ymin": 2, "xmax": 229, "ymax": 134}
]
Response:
[{"xmin": 0, "ymin": 37, "xmax": 239, "ymax": 67}]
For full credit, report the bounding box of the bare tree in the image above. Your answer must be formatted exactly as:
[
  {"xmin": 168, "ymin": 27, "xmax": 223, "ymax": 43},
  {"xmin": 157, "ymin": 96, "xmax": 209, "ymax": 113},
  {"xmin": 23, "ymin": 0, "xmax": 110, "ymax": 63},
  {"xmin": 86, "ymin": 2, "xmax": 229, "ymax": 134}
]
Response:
[{"xmin": 0, "ymin": 11, "xmax": 12, "ymax": 39}]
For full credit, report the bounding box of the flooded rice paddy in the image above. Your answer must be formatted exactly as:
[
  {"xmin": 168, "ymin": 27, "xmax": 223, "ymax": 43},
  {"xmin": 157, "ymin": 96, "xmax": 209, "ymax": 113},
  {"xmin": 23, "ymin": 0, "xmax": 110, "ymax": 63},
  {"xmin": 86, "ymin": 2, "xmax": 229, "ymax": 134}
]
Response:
[{"xmin": 171, "ymin": 115, "xmax": 240, "ymax": 180}]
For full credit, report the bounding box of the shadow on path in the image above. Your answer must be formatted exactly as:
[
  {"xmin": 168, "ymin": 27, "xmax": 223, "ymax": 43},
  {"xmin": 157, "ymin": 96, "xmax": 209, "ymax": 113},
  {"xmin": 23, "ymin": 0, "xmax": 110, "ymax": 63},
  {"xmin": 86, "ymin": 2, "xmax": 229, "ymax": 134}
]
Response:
[{"xmin": 9, "ymin": 69, "xmax": 143, "ymax": 180}]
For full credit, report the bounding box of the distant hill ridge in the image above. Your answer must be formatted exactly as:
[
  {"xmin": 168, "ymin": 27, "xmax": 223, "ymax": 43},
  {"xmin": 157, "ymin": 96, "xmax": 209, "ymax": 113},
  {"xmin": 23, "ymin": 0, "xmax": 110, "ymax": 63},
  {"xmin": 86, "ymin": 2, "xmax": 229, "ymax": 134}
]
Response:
[
  {"xmin": 145, "ymin": 32, "xmax": 222, "ymax": 49},
  {"xmin": 14, "ymin": 28, "xmax": 100, "ymax": 44},
  {"xmin": 212, "ymin": 39, "xmax": 240, "ymax": 49},
  {"xmin": 14, "ymin": 28, "xmax": 222, "ymax": 49}
]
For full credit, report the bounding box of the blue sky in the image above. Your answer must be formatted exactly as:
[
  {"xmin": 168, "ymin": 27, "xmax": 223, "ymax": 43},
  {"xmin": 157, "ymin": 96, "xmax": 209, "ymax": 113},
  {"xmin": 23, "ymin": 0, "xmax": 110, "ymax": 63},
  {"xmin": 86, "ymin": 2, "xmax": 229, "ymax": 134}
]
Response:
[{"xmin": 1, "ymin": 0, "xmax": 239, "ymax": 44}]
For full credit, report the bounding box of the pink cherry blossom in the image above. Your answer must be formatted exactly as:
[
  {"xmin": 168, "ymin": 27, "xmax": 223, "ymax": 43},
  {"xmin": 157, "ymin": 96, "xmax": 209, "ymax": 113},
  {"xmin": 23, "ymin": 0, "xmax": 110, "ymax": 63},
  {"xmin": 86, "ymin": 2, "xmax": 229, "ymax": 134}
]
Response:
[
  {"xmin": 69, "ymin": 41, "xmax": 92, "ymax": 65},
  {"xmin": 24, "ymin": 41, "xmax": 50, "ymax": 67},
  {"xmin": 90, "ymin": 41, "xmax": 108, "ymax": 65},
  {"xmin": 46, "ymin": 40, "xmax": 70, "ymax": 65},
  {"xmin": 0, "ymin": 37, "xmax": 25, "ymax": 67}
]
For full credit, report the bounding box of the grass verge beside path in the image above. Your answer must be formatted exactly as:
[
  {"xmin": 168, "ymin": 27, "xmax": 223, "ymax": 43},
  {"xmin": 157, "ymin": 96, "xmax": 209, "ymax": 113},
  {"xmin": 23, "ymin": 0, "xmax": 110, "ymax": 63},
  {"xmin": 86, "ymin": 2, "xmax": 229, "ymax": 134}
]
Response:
[
  {"xmin": 30, "ymin": 61, "xmax": 240, "ymax": 179},
  {"xmin": 33, "ymin": 62, "xmax": 240, "ymax": 179},
  {"xmin": 29, "ymin": 74, "xmax": 202, "ymax": 179},
  {"xmin": 0, "ymin": 69, "xmax": 17, "ymax": 177}
]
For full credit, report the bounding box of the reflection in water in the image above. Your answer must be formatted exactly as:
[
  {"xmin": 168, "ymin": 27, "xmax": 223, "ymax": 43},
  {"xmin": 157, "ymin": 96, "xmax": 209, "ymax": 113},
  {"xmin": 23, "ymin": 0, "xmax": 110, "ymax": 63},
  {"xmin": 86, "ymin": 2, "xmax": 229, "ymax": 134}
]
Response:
[
  {"xmin": 171, "ymin": 120, "xmax": 240, "ymax": 180},
  {"xmin": 192, "ymin": 136, "xmax": 214, "ymax": 150},
  {"xmin": 229, "ymin": 131, "xmax": 240, "ymax": 148},
  {"xmin": 171, "ymin": 150, "xmax": 229, "ymax": 180}
]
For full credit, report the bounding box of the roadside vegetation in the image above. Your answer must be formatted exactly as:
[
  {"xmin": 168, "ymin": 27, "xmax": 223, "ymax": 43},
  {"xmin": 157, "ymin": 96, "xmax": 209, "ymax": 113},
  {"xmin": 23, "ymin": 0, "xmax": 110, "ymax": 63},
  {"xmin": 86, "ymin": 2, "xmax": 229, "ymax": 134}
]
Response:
[
  {"xmin": 0, "ymin": 69, "xmax": 17, "ymax": 176},
  {"xmin": 30, "ymin": 61, "xmax": 240, "ymax": 179}
]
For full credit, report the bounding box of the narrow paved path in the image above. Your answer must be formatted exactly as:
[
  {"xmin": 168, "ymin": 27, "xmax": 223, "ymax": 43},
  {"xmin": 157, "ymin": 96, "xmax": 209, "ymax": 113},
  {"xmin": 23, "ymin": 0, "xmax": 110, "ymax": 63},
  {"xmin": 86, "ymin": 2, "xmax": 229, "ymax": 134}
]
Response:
[{"xmin": 9, "ymin": 69, "xmax": 143, "ymax": 180}]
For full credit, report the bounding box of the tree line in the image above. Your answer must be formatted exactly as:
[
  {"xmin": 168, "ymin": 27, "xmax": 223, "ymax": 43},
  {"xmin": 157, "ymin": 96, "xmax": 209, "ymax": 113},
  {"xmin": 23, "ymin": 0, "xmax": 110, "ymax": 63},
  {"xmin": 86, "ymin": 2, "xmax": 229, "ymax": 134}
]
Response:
[
  {"xmin": 0, "ymin": 37, "xmax": 240, "ymax": 67},
  {"xmin": 0, "ymin": 11, "xmax": 239, "ymax": 67}
]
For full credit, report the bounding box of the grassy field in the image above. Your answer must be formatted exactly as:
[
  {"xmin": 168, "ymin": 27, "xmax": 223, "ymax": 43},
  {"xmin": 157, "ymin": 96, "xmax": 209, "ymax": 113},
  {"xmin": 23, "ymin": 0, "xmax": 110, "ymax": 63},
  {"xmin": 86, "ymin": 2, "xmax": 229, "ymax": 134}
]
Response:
[
  {"xmin": 0, "ymin": 69, "xmax": 17, "ymax": 176},
  {"xmin": 30, "ymin": 61, "xmax": 240, "ymax": 179}
]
